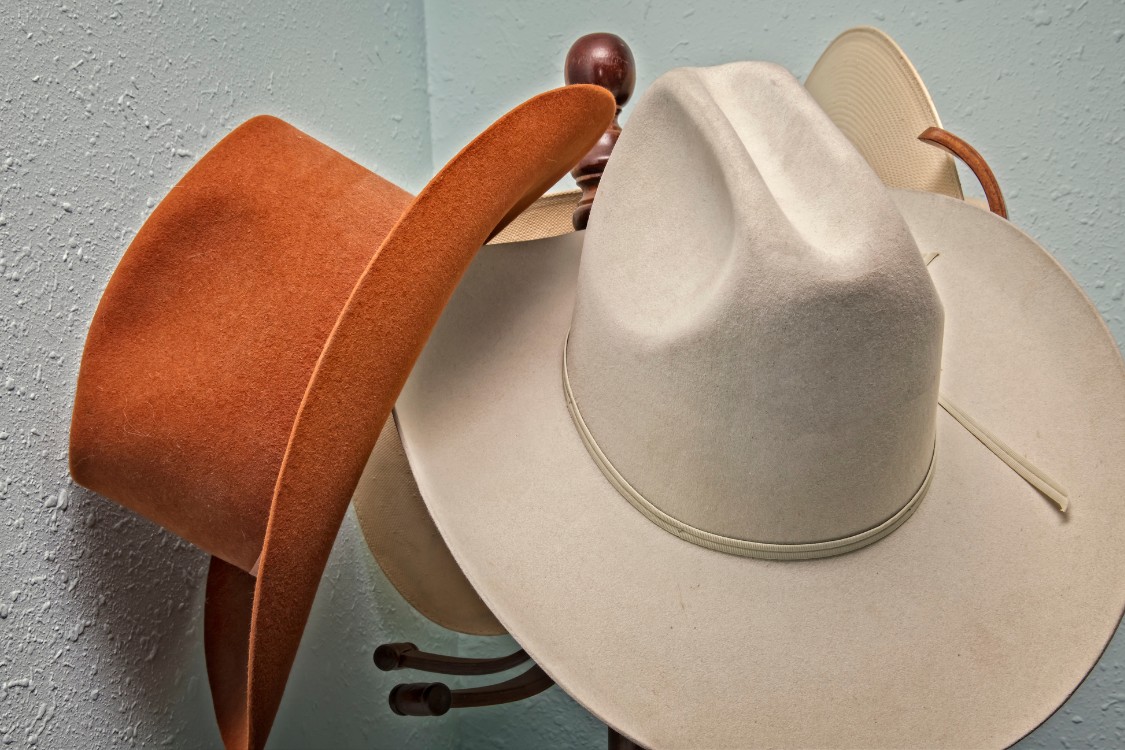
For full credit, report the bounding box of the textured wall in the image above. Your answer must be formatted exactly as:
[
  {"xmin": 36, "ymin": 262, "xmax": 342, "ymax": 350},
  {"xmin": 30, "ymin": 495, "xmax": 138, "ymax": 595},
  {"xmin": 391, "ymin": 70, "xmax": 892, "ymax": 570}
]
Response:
[
  {"xmin": 422, "ymin": 1, "xmax": 1125, "ymax": 748},
  {"xmin": 4, "ymin": 1, "xmax": 1125, "ymax": 748},
  {"xmin": 0, "ymin": 2, "xmax": 459, "ymax": 748}
]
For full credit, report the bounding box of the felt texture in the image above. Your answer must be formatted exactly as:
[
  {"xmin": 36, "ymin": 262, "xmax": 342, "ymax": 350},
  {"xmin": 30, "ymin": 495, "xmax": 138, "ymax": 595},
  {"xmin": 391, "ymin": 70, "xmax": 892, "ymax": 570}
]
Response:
[
  {"xmin": 68, "ymin": 84, "xmax": 615, "ymax": 750},
  {"xmin": 805, "ymin": 26, "xmax": 964, "ymax": 199},
  {"xmin": 395, "ymin": 66, "xmax": 1125, "ymax": 747},
  {"xmin": 351, "ymin": 186, "xmax": 594, "ymax": 634},
  {"xmin": 354, "ymin": 189, "xmax": 588, "ymax": 637},
  {"xmin": 70, "ymin": 115, "xmax": 412, "ymax": 572},
  {"xmin": 205, "ymin": 559, "xmax": 255, "ymax": 750},
  {"xmin": 569, "ymin": 64, "xmax": 943, "ymax": 545},
  {"xmin": 353, "ymin": 32, "xmax": 981, "ymax": 632},
  {"xmin": 353, "ymin": 417, "xmax": 504, "ymax": 635}
]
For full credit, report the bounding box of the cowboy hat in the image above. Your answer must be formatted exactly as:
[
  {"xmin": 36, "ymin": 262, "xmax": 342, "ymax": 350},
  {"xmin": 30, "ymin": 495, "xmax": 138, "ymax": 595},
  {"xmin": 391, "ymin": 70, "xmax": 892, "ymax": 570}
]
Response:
[
  {"xmin": 391, "ymin": 62, "xmax": 1125, "ymax": 748},
  {"xmin": 352, "ymin": 27, "xmax": 964, "ymax": 640},
  {"xmin": 352, "ymin": 191, "xmax": 584, "ymax": 638},
  {"xmin": 68, "ymin": 86, "xmax": 615, "ymax": 749},
  {"xmin": 806, "ymin": 25, "xmax": 964, "ymax": 200}
]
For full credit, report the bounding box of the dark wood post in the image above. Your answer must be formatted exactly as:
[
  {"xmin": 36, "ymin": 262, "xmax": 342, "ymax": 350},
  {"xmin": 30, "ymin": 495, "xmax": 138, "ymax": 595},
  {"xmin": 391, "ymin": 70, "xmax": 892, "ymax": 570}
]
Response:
[{"xmin": 565, "ymin": 33, "xmax": 636, "ymax": 229}]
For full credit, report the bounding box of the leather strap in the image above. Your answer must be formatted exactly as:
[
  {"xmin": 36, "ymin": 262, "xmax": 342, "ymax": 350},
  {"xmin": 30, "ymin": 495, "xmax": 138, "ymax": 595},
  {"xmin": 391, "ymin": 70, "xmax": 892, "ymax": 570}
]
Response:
[
  {"xmin": 918, "ymin": 127, "xmax": 1008, "ymax": 219},
  {"xmin": 921, "ymin": 253, "xmax": 1068, "ymax": 511}
]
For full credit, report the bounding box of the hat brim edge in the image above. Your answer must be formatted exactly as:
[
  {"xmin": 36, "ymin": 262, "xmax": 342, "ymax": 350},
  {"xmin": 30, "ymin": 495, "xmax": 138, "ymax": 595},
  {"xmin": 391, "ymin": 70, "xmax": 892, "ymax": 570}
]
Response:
[
  {"xmin": 205, "ymin": 85, "xmax": 616, "ymax": 748},
  {"xmin": 396, "ymin": 193, "xmax": 1125, "ymax": 749}
]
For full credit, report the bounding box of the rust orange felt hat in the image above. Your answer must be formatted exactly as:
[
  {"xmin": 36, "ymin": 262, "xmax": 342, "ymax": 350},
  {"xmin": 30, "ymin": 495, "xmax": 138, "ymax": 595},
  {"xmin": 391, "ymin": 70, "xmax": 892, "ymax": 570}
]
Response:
[{"xmin": 68, "ymin": 85, "xmax": 615, "ymax": 750}]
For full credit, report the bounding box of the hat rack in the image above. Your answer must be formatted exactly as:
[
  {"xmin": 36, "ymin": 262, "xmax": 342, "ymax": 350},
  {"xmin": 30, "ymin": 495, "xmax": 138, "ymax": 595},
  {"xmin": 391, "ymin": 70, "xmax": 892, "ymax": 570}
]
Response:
[
  {"xmin": 373, "ymin": 642, "xmax": 642, "ymax": 748},
  {"xmin": 371, "ymin": 32, "xmax": 1020, "ymax": 750},
  {"xmin": 373, "ymin": 33, "xmax": 644, "ymax": 750},
  {"xmin": 373, "ymin": 642, "xmax": 551, "ymax": 714},
  {"xmin": 565, "ymin": 32, "xmax": 635, "ymax": 230}
]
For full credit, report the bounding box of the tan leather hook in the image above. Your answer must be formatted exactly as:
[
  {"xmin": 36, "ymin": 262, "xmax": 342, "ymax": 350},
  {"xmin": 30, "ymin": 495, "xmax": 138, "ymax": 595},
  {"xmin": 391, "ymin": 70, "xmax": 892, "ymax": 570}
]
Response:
[{"xmin": 918, "ymin": 127, "xmax": 1008, "ymax": 219}]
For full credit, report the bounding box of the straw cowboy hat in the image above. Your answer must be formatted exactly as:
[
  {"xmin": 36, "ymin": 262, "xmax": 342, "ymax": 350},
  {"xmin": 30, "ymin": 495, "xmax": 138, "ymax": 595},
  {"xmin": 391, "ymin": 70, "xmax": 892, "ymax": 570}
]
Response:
[
  {"xmin": 391, "ymin": 62, "xmax": 1125, "ymax": 748},
  {"xmin": 806, "ymin": 25, "xmax": 963, "ymax": 200},
  {"xmin": 352, "ymin": 25, "xmax": 962, "ymax": 639},
  {"xmin": 68, "ymin": 86, "xmax": 615, "ymax": 749}
]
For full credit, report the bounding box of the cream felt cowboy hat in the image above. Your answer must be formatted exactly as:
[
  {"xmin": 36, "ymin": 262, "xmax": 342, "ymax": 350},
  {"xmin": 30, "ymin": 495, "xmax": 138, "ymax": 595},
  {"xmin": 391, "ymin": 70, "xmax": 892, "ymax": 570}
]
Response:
[
  {"xmin": 356, "ymin": 25, "xmax": 969, "ymax": 642},
  {"xmin": 390, "ymin": 62, "xmax": 1125, "ymax": 748},
  {"xmin": 352, "ymin": 27, "xmax": 964, "ymax": 638}
]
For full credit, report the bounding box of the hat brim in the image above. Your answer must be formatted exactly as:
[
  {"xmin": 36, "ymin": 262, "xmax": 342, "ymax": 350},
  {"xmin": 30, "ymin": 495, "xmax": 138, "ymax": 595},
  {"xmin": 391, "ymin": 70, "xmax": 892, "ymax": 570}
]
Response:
[
  {"xmin": 202, "ymin": 85, "xmax": 616, "ymax": 749},
  {"xmin": 352, "ymin": 416, "xmax": 505, "ymax": 636},
  {"xmin": 350, "ymin": 191, "xmax": 585, "ymax": 638},
  {"xmin": 395, "ymin": 192, "xmax": 1125, "ymax": 749},
  {"xmin": 806, "ymin": 26, "xmax": 964, "ymax": 199}
]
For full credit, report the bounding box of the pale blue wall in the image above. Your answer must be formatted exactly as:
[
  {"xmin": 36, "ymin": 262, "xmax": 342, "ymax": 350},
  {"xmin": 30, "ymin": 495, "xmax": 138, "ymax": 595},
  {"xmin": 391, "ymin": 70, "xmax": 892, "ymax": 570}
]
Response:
[
  {"xmin": 422, "ymin": 1, "xmax": 1125, "ymax": 748},
  {"xmin": 0, "ymin": 2, "xmax": 456, "ymax": 748},
  {"xmin": 3, "ymin": 1, "xmax": 1123, "ymax": 748}
]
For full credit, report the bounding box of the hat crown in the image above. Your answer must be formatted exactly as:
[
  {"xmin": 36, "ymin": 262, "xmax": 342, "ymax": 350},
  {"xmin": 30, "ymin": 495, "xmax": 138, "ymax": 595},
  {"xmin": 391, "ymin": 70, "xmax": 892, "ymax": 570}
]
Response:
[
  {"xmin": 68, "ymin": 118, "xmax": 413, "ymax": 571},
  {"xmin": 566, "ymin": 63, "xmax": 943, "ymax": 546}
]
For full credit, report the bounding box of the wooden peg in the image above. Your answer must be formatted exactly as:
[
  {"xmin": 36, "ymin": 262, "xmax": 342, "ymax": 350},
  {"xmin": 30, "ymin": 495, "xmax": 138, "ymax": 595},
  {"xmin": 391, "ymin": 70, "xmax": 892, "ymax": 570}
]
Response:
[
  {"xmin": 917, "ymin": 127, "xmax": 1008, "ymax": 219},
  {"xmin": 388, "ymin": 682, "xmax": 453, "ymax": 717},
  {"xmin": 374, "ymin": 642, "xmax": 531, "ymax": 676},
  {"xmin": 385, "ymin": 665, "xmax": 555, "ymax": 716},
  {"xmin": 565, "ymin": 32, "xmax": 636, "ymax": 229}
]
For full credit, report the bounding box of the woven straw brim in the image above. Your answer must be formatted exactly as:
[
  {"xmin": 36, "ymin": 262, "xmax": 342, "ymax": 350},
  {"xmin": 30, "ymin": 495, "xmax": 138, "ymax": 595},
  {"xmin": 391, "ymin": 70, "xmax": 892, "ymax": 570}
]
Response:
[{"xmin": 806, "ymin": 26, "xmax": 963, "ymax": 198}]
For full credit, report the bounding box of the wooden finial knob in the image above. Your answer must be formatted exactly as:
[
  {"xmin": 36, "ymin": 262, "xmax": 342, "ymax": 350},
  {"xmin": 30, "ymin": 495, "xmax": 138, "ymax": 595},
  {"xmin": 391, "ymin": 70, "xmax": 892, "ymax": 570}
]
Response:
[
  {"xmin": 388, "ymin": 682, "xmax": 453, "ymax": 717},
  {"xmin": 565, "ymin": 33, "xmax": 635, "ymax": 230}
]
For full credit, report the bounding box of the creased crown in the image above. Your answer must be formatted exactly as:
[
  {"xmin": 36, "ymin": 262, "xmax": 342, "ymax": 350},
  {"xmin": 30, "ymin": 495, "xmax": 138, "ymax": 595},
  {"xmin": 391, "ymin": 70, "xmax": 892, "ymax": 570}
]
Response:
[{"xmin": 566, "ymin": 63, "xmax": 943, "ymax": 545}]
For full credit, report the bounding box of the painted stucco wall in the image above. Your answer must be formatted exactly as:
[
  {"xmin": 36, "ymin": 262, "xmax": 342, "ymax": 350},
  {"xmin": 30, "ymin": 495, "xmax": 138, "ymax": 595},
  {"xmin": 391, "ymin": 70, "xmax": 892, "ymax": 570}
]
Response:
[
  {"xmin": 0, "ymin": 2, "xmax": 459, "ymax": 748},
  {"xmin": 421, "ymin": 2, "xmax": 1125, "ymax": 749},
  {"xmin": 4, "ymin": 1, "xmax": 1125, "ymax": 748}
]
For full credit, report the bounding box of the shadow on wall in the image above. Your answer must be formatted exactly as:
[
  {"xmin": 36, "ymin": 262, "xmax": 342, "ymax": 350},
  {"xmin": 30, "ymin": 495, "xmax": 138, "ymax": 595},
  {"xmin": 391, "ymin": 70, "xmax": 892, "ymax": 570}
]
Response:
[
  {"xmin": 271, "ymin": 508, "xmax": 460, "ymax": 750},
  {"xmin": 51, "ymin": 487, "xmax": 460, "ymax": 749},
  {"xmin": 1, "ymin": 0, "xmax": 436, "ymax": 746},
  {"xmin": 45, "ymin": 486, "xmax": 219, "ymax": 748}
]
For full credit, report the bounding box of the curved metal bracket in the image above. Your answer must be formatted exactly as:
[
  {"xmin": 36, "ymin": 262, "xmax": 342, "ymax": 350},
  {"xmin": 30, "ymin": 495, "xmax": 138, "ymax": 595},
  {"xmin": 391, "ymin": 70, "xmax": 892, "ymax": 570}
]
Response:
[
  {"xmin": 386, "ymin": 663, "xmax": 555, "ymax": 716},
  {"xmin": 374, "ymin": 642, "xmax": 530, "ymax": 676},
  {"xmin": 376, "ymin": 642, "xmax": 554, "ymax": 717}
]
